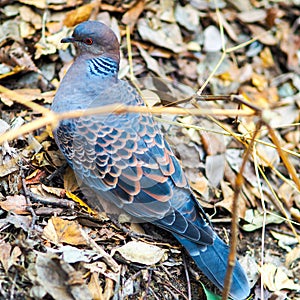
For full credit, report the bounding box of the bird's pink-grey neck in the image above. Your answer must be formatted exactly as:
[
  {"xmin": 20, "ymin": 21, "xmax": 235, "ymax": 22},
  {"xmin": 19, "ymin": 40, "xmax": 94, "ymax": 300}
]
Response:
[{"xmin": 61, "ymin": 21, "xmax": 120, "ymax": 77}]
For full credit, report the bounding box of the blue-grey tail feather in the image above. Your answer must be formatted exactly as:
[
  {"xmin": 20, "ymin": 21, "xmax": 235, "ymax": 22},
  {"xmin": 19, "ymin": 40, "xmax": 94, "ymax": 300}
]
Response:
[{"xmin": 174, "ymin": 234, "xmax": 250, "ymax": 300}]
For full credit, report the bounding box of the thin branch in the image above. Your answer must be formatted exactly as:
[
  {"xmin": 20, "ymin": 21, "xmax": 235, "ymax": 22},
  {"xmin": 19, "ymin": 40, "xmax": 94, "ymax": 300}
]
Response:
[
  {"xmin": 0, "ymin": 104, "xmax": 255, "ymax": 145},
  {"xmin": 264, "ymin": 122, "xmax": 300, "ymax": 192},
  {"xmin": 222, "ymin": 120, "xmax": 262, "ymax": 300}
]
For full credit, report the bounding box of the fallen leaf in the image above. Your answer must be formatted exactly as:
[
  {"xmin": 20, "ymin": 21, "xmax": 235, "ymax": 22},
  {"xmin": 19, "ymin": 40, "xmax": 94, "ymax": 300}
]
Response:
[
  {"xmin": 114, "ymin": 241, "xmax": 166, "ymax": 265},
  {"xmin": 121, "ymin": 0, "xmax": 145, "ymax": 28},
  {"xmin": 216, "ymin": 181, "xmax": 247, "ymax": 218},
  {"xmin": 242, "ymin": 210, "xmax": 283, "ymax": 231},
  {"xmin": 137, "ymin": 18, "xmax": 185, "ymax": 53},
  {"xmin": 35, "ymin": 252, "xmax": 92, "ymax": 300},
  {"xmin": 42, "ymin": 183, "xmax": 66, "ymax": 198},
  {"xmin": 285, "ymin": 245, "xmax": 300, "ymax": 267},
  {"xmin": 19, "ymin": 6, "xmax": 42, "ymax": 30},
  {"xmin": 175, "ymin": 4, "xmax": 200, "ymax": 32},
  {"xmin": 64, "ymin": 167, "xmax": 79, "ymax": 192},
  {"xmin": 237, "ymin": 9, "xmax": 267, "ymax": 23},
  {"xmin": 0, "ymin": 195, "xmax": 29, "ymax": 215},
  {"xmin": 260, "ymin": 263, "xmax": 300, "ymax": 291},
  {"xmin": 137, "ymin": 44, "xmax": 165, "ymax": 77},
  {"xmin": 66, "ymin": 190, "xmax": 95, "ymax": 215},
  {"xmin": 59, "ymin": 245, "xmax": 101, "ymax": 264},
  {"xmin": 270, "ymin": 230, "xmax": 298, "ymax": 252},
  {"xmin": 42, "ymin": 217, "xmax": 87, "ymax": 246},
  {"xmin": 203, "ymin": 25, "xmax": 223, "ymax": 52},
  {"xmin": 248, "ymin": 24, "xmax": 278, "ymax": 45},
  {"xmin": 205, "ymin": 154, "xmax": 225, "ymax": 187},
  {"xmin": 0, "ymin": 157, "xmax": 19, "ymax": 177},
  {"xmin": 0, "ymin": 243, "xmax": 21, "ymax": 273},
  {"xmin": 159, "ymin": 0, "xmax": 175, "ymax": 23},
  {"xmin": 63, "ymin": 3, "xmax": 96, "ymax": 27},
  {"xmin": 18, "ymin": 0, "xmax": 47, "ymax": 9}
]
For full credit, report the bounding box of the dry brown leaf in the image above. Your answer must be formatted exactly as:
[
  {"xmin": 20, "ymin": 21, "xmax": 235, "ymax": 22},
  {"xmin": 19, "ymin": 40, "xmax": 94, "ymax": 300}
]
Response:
[
  {"xmin": 270, "ymin": 230, "xmax": 298, "ymax": 252},
  {"xmin": 248, "ymin": 24, "xmax": 278, "ymax": 45},
  {"xmin": 63, "ymin": 3, "xmax": 96, "ymax": 27},
  {"xmin": 0, "ymin": 195, "xmax": 29, "ymax": 215},
  {"xmin": 137, "ymin": 44, "xmax": 164, "ymax": 77},
  {"xmin": 42, "ymin": 216, "xmax": 87, "ymax": 246},
  {"xmin": 35, "ymin": 252, "xmax": 92, "ymax": 300},
  {"xmin": 190, "ymin": 175, "xmax": 209, "ymax": 199},
  {"xmin": 200, "ymin": 131, "xmax": 226, "ymax": 156},
  {"xmin": 240, "ymin": 85, "xmax": 270, "ymax": 108},
  {"xmin": 205, "ymin": 154, "xmax": 225, "ymax": 188},
  {"xmin": 252, "ymin": 73, "xmax": 268, "ymax": 92},
  {"xmin": 18, "ymin": 0, "xmax": 47, "ymax": 9},
  {"xmin": 216, "ymin": 181, "xmax": 247, "ymax": 218},
  {"xmin": 0, "ymin": 157, "xmax": 18, "ymax": 177},
  {"xmin": 121, "ymin": 0, "xmax": 145, "ymax": 28},
  {"xmin": 46, "ymin": 149, "xmax": 66, "ymax": 167},
  {"xmin": 290, "ymin": 207, "xmax": 300, "ymax": 223},
  {"xmin": 65, "ymin": 190, "xmax": 95, "ymax": 215},
  {"xmin": 260, "ymin": 47, "xmax": 275, "ymax": 68},
  {"xmin": 114, "ymin": 241, "xmax": 166, "ymax": 265},
  {"xmin": 64, "ymin": 167, "xmax": 79, "ymax": 192},
  {"xmin": 137, "ymin": 18, "xmax": 185, "ymax": 53},
  {"xmin": 19, "ymin": 6, "xmax": 42, "ymax": 30},
  {"xmin": 0, "ymin": 243, "xmax": 21, "ymax": 273},
  {"xmin": 140, "ymin": 89, "xmax": 161, "ymax": 107},
  {"xmin": 260, "ymin": 263, "xmax": 300, "ymax": 291},
  {"xmin": 88, "ymin": 272, "xmax": 103, "ymax": 300},
  {"xmin": 3, "ymin": 42, "xmax": 38, "ymax": 72},
  {"xmin": 42, "ymin": 184, "xmax": 66, "ymax": 198},
  {"xmin": 278, "ymin": 21, "xmax": 300, "ymax": 71},
  {"xmin": 285, "ymin": 245, "xmax": 300, "ymax": 267},
  {"xmin": 0, "ymin": 243, "xmax": 11, "ymax": 273},
  {"xmin": 237, "ymin": 9, "xmax": 267, "ymax": 23},
  {"xmin": 278, "ymin": 181, "xmax": 296, "ymax": 208},
  {"xmin": 256, "ymin": 138, "xmax": 280, "ymax": 167},
  {"xmin": 159, "ymin": 0, "xmax": 175, "ymax": 23}
]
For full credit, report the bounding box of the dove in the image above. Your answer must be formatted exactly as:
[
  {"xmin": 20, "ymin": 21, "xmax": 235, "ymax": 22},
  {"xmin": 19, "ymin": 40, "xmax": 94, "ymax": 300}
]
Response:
[{"xmin": 51, "ymin": 21, "xmax": 250, "ymax": 299}]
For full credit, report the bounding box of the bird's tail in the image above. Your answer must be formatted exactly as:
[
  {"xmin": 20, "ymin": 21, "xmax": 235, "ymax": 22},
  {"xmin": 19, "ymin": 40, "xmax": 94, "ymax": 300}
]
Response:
[{"xmin": 174, "ymin": 233, "xmax": 250, "ymax": 300}]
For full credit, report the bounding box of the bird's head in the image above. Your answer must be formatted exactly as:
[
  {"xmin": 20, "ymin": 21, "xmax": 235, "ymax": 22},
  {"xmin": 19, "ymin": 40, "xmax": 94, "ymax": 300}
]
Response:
[{"xmin": 61, "ymin": 21, "xmax": 120, "ymax": 62}]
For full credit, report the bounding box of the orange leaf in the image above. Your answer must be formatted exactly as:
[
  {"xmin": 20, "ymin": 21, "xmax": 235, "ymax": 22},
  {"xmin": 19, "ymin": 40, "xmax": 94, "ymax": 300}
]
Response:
[
  {"xmin": 63, "ymin": 3, "xmax": 96, "ymax": 28},
  {"xmin": 43, "ymin": 216, "xmax": 87, "ymax": 246}
]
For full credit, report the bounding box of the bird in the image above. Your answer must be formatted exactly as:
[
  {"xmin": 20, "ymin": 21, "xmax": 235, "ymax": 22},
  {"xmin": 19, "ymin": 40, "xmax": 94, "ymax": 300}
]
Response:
[{"xmin": 51, "ymin": 21, "xmax": 250, "ymax": 299}]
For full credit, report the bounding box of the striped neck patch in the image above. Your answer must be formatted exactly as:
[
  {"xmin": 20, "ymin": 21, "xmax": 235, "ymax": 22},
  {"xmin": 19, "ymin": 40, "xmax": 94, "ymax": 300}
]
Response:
[{"xmin": 88, "ymin": 57, "xmax": 118, "ymax": 77}]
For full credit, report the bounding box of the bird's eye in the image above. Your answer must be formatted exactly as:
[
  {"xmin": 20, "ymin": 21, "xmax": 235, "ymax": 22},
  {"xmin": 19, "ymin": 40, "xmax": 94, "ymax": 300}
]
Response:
[{"xmin": 84, "ymin": 38, "xmax": 93, "ymax": 45}]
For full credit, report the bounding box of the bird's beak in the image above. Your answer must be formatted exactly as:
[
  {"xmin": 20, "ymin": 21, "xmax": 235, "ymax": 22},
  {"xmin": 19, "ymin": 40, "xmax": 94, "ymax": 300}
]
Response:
[{"xmin": 61, "ymin": 37, "xmax": 76, "ymax": 43}]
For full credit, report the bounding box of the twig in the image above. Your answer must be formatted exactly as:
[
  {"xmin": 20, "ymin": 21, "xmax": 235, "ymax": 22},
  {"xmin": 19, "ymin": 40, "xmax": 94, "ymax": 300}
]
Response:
[
  {"xmin": 222, "ymin": 120, "xmax": 262, "ymax": 300},
  {"xmin": 264, "ymin": 122, "xmax": 300, "ymax": 192},
  {"xmin": 148, "ymin": 287, "xmax": 160, "ymax": 300},
  {"xmin": 109, "ymin": 218, "xmax": 159, "ymax": 241},
  {"xmin": 20, "ymin": 169, "xmax": 37, "ymax": 230},
  {"xmin": 144, "ymin": 269, "xmax": 152, "ymax": 300},
  {"xmin": 43, "ymin": 163, "xmax": 68, "ymax": 183},
  {"xmin": 253, "ymin": 145, "xmax": 266, "ymax": 300},
  {"xmin": 79, "ymin": 227, "xmax": 120, "ymax": 273},
  {"xmin": 182, "ymin": 254, "xmax": 192, "ymax": 300},
  {"xmin": 0, "ymin": 103, "xmax": 255, "ymax": 146},
  {"xmin": 126, "ymin": 25, "xmax": 134, "ymax": 82},
  {"xmin": 28, "ymin": 191, "xmax": 75, "ymax": 209},
  {"xmin": 160, "ymin": 282, "xmax": 188, "ymax": 300}
]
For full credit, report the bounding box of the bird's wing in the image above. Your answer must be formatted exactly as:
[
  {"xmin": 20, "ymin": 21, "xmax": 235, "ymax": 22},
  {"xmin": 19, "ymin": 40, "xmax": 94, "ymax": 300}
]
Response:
[{"xmin": 55, "ymin": 108, "xmax": 214, "ymax": 245}]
